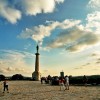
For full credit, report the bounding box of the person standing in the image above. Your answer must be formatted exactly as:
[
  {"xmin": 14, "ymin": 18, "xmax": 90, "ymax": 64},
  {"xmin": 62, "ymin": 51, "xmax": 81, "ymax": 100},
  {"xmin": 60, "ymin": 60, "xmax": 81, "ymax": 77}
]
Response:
[
  {"xmin": 65, "ymin": 75, "xmax": 69, "ymax": 90},
  {"xmin": 59, "ymin": 77, "xmax": 65, "ymax": 91},
  {"xmin": 3, "ymin": 80, "xmax": 9, "ymax": 93},
  {"xmin": 83, "ymin": 75, "xmax": 88, "ymax": 87}
]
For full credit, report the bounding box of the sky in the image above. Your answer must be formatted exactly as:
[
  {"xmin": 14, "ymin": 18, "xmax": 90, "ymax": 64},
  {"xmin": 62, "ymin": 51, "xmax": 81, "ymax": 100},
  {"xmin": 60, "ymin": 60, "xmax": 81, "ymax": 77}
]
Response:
[{"xmin": 0, "ymin": 0, "xmax": 100, "ymax": 77}]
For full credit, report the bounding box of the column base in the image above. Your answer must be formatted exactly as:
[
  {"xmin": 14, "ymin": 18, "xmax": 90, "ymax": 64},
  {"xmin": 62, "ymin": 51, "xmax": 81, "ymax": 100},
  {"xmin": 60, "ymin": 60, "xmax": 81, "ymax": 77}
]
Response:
[{"xmin": 32, "ymin": 71, "xmax": 40, "ymax": 81}]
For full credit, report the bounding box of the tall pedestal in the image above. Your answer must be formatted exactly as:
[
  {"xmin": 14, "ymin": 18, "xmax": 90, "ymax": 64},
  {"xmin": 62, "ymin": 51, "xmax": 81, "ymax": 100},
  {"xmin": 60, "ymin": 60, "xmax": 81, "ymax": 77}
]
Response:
[{"xmin": 32, "ymin": 45, "xmax": 40, "ymax": 81}]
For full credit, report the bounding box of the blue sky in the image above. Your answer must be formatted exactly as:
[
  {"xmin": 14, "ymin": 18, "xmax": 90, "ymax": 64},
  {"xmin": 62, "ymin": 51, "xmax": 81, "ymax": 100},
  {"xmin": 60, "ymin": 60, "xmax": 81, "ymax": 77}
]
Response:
[{"xmin": 0, "ymin": 0, "xmax": 100, "ymax": 77}]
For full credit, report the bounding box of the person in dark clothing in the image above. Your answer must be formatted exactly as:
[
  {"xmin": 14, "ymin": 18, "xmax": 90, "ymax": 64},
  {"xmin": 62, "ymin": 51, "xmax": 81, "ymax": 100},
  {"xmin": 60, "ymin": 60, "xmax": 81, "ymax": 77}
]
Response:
[
  {"xmin": 3, "ymin": 80, "xmax": 9, "ymax": 93},
  {"xmin": 83, "ymin": 75, "xmax": 88, "ymax": 86}
]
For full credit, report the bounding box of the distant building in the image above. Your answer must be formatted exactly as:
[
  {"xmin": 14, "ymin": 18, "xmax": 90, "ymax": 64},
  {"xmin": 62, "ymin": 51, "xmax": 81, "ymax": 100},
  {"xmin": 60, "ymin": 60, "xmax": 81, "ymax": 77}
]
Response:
[{"xmin": 60, "ymin": 71, "xmax": 64, "ymax": 77}]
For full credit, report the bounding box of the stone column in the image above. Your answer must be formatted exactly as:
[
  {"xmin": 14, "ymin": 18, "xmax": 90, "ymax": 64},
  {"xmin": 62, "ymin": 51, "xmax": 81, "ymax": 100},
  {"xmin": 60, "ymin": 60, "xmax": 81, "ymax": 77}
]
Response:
[
  {"xmin": 32, "ymin": 45, "xmax": 40, "ymax": 81},
  {"xmin": 35, "ymin": 53, "xmax": 39, "ymax": 72}
]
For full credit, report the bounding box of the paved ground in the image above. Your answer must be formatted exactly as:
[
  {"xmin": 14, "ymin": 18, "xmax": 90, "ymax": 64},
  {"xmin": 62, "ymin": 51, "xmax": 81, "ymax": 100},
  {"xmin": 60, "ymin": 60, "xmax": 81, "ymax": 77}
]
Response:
[{"xmin": 0, "ymin": 81, "xmax": 100, "ymax": 100}]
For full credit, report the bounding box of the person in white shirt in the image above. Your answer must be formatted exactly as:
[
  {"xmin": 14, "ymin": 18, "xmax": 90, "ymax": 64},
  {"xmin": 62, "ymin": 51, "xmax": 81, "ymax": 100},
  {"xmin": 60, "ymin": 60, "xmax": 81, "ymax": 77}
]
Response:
[
  {"xmin": 65, "ymin": 76, "xmax": 69, "ymax": 90},
  {"xmin": 3, "ymin": 80, "xmax": 9, "ymax": 93},
  {"xmin": 59, "ymin": 77, "xmax": 65, "ymax": 91}
]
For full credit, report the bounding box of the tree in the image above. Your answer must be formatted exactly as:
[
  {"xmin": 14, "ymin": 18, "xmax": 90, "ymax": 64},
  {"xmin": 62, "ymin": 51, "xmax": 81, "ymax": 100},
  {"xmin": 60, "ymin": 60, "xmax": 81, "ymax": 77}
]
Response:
[
  {"xmin": 0, "ymin": 74, "xmax": 5, "ymax": 81},
  {"xmin": 11, "ymin": 74, "xmax": 24, "ymax": 80}
]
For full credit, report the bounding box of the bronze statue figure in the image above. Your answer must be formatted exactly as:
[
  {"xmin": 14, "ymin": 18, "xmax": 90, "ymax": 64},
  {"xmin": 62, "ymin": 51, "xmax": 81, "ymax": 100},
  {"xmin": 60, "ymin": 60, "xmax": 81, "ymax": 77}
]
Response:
[{"xmin": 36, "ymin": 45, "xmax": 39, "ymax": 53}]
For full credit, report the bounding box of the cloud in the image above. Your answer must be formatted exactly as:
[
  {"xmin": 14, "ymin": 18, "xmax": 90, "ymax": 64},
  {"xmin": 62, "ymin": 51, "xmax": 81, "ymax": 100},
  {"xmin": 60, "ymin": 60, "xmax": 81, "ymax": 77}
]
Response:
[
  {"xmin": 90, "ymin": 52, "xmax": 100, "ymax": 59},
  {"xmin": 86, "ymin": 11, "xmax": 100, "ymax": 34},
  {"xmin": 0, "ymin": 66, "xmax": 31, "ymax": 76},
  {"xmin": 46, "ymin": 27, "xmax": 100, "ymax": 52},
  {"xmin": 0, "ymin": 0, "xmax": 21, "ymax": 24},
  {"xmin": 96, "ymin": 61, "xmax": 100, "ymax": 64},
  {"xmin": 82, "ymin": 63, "xmax": 90, "ymax": 66},
  {"xmin": 0, "ymin": 0, "xmax": 64, "ymax": 24},
  {"xmin": 0, "ymin": 68, "xmax": 8, "ymax": 74},
  {"xmin": 89, "ymin": 52, "xmax": 100, "ymax": 65},
  {"xmin": 74, "ymin": 67, "xmax": 82, "ymax": 70},
  {"xmin": 97, "ymin": 58, "xmax": 100, "ymax": 60},
  {"xmin": 74, "ymin": 65, "xmax": 100, "ymax": 74},
  {"xmin": 88, "ymin": 0, "xmax": 100, "ymax": 9},
  {"xmin": 86, "ymin": 0, "xmax": 100, "ymax": 35},
  {"xmin": 55, "ymin": 0, "xmax": 64, "ymax": 3},
  {"xmin": 0, "ymin": 50, "xmax": 34, "ymax": 76},
  {"xmin": 18, "ymin": 19, "xmax": 81, "ymax": 43},
  {"xmin": 20, "ymin": 0, "xmax": 64, "ymax": 15},
  {"xmin": 24, "ymin": 43, "xmax": 31, "ymax": 50},
  {"xmin": 86, "ymin": 11, "xmax": 100, "ymax": 22},
  {"xmin": 20, "ymin": 0, "xmax": 55, "ymax": 15},
  {"xmin": 91, "ymin": 53, "xmax": 97, "ymax": 57},
  {"xmin": 19, "ymin": 17, "xmax": 100, "ymax": 52},
  {"xmin": 95, "ymin": 58, "xmax": 100, "ymax": 64}
]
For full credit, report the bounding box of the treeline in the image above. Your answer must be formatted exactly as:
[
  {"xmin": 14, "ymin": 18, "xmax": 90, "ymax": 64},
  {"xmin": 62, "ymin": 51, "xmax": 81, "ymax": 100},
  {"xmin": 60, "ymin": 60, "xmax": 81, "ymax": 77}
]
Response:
[
  {"xmin": 0, "ymin": 74, "xmax": 100, "ymax": 85},
  {"xmin": 70, "ymin": 75, "xmax": 100, "ymax": 85},
  {"xmin": 0, "ymin": 74, "xmax": 32, "ymax": 81}
]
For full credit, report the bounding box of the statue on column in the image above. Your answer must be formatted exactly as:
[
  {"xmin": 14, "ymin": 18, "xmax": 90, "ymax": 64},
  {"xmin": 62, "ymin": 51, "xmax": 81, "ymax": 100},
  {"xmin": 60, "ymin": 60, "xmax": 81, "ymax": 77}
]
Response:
[
  {"xmin": 36, "ymin": 45, "xmax": 39, "ymax": 53},
  {"xmin": 32, "ymin": 44, "xmax": 40, "ymax": 81}
]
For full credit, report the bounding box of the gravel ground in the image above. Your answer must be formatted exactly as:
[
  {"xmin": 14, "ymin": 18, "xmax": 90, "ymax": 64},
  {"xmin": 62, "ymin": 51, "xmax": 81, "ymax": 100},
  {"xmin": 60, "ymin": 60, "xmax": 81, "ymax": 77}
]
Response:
[{"xmin": 0, "ymin": 81, "xmax": 100, "ymax": 100}]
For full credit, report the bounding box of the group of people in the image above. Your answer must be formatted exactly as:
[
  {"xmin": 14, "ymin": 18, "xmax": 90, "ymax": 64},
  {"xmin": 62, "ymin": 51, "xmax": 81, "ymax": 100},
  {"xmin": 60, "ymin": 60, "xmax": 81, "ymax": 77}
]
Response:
[
  {"xmin": 1, "ymin": 75, "xmax": 88, "ymax": 93},
  {"xmin": 59, "ymin": 75, "xmax": 88, "ymax": 91},
  {"xmin": 59, "ymin": 76, "xmax": 69, "ymax": 91}
]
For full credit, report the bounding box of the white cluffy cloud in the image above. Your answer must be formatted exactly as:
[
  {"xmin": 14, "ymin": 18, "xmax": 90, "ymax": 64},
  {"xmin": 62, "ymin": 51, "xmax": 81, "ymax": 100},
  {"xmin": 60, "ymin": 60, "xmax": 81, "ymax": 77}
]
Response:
[
  {"xmin": 0, "ymin": 0, "xmax": 21, "ymax": 24},
  {"xmin": 88, "ymin": 0, "xmax": 100, "ymax": 9},
  {"xmin": 19, "ymin": 16, "xmax": 100, "ymax": 52},
  {"xmin": 0, "ymin": 0, "xmax": 64, "ymax": 24},
  {"xmin": 20, "ymin": 0, "xmax": 64, "ymax": 15},
  {"xmin": 45, "ymin": 0, "xmax": 100, "ymax": 52},
  {"xmin": 19, "ymin": 19, "xmax": 81, "ymax": 43},
  {"xmin": 86, "ymin": 0, "xmax": 100, "ymax": 34},
  {"xmin": 86, "ymin": 11, "xmax": 100, "ymax": 34}
]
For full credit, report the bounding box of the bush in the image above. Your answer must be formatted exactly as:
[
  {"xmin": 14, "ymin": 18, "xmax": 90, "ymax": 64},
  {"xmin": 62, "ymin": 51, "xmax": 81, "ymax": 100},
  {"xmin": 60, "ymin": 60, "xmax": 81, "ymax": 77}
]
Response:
[
  {"xmin": 11, "ymin": 74, "xmax": 24, "ymax": 80},
  {"xmin": 70, "ymin": 76, "xmax": 83, "ymax": 85}
]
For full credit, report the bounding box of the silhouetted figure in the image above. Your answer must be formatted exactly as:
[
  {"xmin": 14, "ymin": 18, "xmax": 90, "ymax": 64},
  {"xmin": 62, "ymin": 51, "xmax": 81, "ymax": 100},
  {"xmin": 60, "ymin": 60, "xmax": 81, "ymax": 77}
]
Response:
[
  {"xmin": 65, "ymin": 76, "xmax": 69, "ymax": 90},
  {"xmin": 83, "ymin": 75, "xmax": 88, "ymax": 86},
  {"xmin": 47, "ymin": 75, "xmax": 52, "ymax": 84},
  {"xmin": 3, "ymin": 80, "xmax": 9, "ymax": 93},
  {"xmin": 41, "ymin": 77, "xmax": 46, "ymax": 84},
  {"xmin": 36, "ymin": 45, "xmax": 39, "ymax": 53},
  {"xmin": 41, "ymin": 77, "xmax": 43, "ymax": 84}
]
